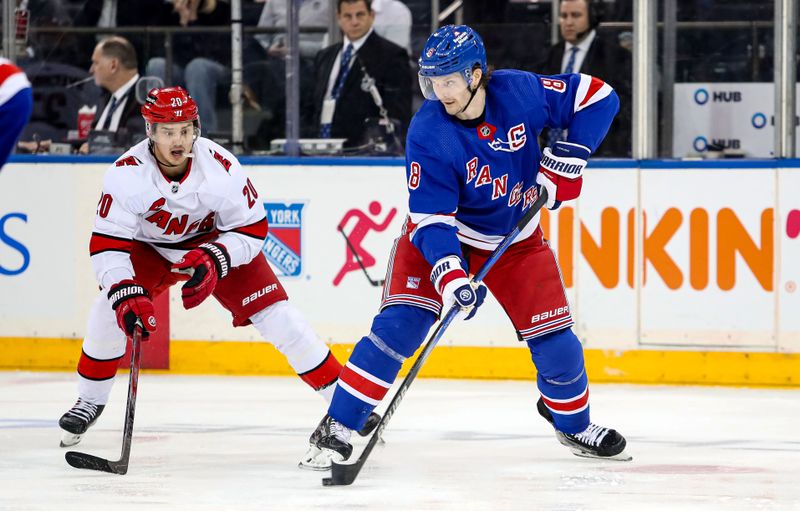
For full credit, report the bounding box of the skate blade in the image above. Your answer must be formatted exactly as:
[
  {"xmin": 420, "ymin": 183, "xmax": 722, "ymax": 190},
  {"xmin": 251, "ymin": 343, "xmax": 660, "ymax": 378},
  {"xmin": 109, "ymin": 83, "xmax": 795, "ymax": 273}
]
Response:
[
  {"xmin": 555, "ymin": 431, "xmax": 633, "ymax": 461},
  {"xmin": 60, "ymin": 432, "xmax": 83, "ymax": 448},
  {"xmin": 298, "ymin": 445, "xmax": 345, "ymax": 471},
  {"xmin": 570, "ymin": 448, "xmax": 633, "ymax": 462}
]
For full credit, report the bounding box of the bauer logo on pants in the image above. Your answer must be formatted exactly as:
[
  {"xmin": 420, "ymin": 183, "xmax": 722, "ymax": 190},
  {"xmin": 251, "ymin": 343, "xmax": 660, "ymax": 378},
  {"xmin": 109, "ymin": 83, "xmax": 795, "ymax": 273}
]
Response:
[{"xmin": 262, "ymin": 202, "xmax": 306, "ymax": 277}]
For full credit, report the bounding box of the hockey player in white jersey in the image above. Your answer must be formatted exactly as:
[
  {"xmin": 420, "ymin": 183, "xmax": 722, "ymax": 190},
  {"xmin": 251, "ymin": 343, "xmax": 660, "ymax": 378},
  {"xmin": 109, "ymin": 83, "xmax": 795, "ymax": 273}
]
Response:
[{"xmin": 59, "ymin": 87, "xmax": 377, "ymax": 447}]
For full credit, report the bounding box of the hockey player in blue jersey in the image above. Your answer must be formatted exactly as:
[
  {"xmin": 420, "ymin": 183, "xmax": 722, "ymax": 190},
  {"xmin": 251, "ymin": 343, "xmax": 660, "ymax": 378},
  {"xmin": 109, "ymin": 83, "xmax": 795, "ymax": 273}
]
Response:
[
  {"xmin": 300, "ymin": 24, "xmax": 631, "ymax": 470},
  {"xmin": 0, "ymin": 58, "xmax": 32, "ymax": 171}
]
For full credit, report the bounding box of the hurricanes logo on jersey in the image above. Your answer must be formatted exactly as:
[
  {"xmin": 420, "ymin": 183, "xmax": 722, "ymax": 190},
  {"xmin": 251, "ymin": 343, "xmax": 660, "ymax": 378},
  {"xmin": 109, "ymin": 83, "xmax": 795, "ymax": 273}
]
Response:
[
  {"xmin": 487, "ymin": 123, "xmax": 527, "ymax": 153},
  {"xmin": 211, "ymin": 150, "xmax": 232, "ymax": 172},
  {"xmin": 115, "ymin": 155, "xmax": 142, "ymax": 167},
  {"xmin": 143, "ymin": 198, "xmax": 216, "ymax": 236}
]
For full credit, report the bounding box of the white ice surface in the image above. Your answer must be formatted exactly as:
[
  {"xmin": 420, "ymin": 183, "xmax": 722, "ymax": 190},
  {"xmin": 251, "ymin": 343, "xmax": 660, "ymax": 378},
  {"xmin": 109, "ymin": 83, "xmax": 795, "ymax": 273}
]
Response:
[{"xmin": 1, "ymin": 372, "xmax": 798, "ymax": 511}]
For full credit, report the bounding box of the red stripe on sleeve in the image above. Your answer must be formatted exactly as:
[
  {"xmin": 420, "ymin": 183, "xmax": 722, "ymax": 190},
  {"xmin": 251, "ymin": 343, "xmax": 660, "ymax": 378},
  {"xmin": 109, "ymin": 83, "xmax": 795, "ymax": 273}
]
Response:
[
  {"xmin": 232, "ymin": 218, "xmax": 269, "ymax": 240},
  {"xmin": 77, "ymin": 351, "xmax": 121, "ymax": 381},
  {"xmin": 89, "ymin": 233, "xmax": 132, "ymax": 256},
  {"xmin": 339, "ymin": 365, "xmax": 391, "ymax": 402},
  {"xmin": 541, "ymin": 388, "xmax": 589, "ymax": 413},
  {"xmin": 578, "ymin": 77, "xmax": 606, "ymax": 109},
  {"xmin": 0, "ymin": 63, "xmax": 22, "ymax": 84},
  {"xmin": 298, "ymin": 351, "xmax": 342, "ymax": 390}
]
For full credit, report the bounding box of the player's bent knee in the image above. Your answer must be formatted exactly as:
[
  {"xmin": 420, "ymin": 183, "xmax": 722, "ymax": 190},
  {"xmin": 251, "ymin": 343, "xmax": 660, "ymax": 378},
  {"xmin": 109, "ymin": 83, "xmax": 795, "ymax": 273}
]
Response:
[
  {"xmin": 370, "ymin": 305, "xmax": 437, "ymax": 359},
  {"xmin": 527, "ymin": 327, "xmax": 585, "ymax": 383},
  {"xmin": 250, "ymin": 300, "xmax": 333, "ymax": 374},
  {"xmin": 251, "ymin": 300, "xmax": 319, "ymax": 351}
]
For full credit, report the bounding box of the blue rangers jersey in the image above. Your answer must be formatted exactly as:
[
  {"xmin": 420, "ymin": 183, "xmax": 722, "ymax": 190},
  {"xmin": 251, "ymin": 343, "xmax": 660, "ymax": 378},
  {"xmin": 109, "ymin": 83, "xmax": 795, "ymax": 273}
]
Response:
[{"xmin": 405, "ymin": 69, "xmax": 619, "ymax": 266}]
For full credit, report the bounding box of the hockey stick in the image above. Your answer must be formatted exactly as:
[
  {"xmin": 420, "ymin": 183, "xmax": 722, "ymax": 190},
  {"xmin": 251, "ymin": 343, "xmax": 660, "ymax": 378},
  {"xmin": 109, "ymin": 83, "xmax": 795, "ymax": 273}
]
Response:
[
  {"xmin": 337, "ymin": 226, "xmax": 385, "ymax": 287},
  {"xmin": 323, "ymin": 188, "xmax": 549, "ymax": 486},
  {"xmin": 65, "ymin": 322, "xmax": 143, "ymax": 475}
]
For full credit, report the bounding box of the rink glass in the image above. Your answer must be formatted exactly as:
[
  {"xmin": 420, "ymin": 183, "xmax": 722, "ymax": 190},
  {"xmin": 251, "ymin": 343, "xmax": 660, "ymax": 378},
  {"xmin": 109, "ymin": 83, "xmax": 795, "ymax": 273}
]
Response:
[{"xmin": 11, "ymin": 2, "xmax": 781, "ymax": 156}]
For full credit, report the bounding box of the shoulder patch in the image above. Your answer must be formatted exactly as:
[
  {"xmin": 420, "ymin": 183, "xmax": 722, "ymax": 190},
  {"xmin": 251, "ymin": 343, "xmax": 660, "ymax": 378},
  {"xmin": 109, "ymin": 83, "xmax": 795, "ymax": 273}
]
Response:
[
  {"xmin": 210, "ymin": 149, "xmax": 232, "ymax": 173},
  {"xmin": 115, "ymin": 155, "xmax": 141, "ymax": 167}
]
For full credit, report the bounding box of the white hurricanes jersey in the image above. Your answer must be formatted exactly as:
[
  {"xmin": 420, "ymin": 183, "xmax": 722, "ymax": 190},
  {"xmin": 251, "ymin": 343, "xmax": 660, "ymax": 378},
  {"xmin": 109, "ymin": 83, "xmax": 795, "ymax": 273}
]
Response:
[{"xmin": 89, "ymin": 137, "xmax": 268, "ymax": 289}]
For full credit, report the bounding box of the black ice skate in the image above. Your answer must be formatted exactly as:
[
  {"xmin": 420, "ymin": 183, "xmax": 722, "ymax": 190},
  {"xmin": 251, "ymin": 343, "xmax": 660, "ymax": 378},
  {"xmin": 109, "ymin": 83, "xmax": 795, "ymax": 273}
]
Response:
[
  {"xmin": 59, "ymin": 398, "xmax": 105, "ymax": 448},
  {"xmin": 537, "ymin": 397, "xmax": 631, "ymax": 461},
  {"xmin": 299, "ymin": 412, "xmax": 381, "ymax": 471}
]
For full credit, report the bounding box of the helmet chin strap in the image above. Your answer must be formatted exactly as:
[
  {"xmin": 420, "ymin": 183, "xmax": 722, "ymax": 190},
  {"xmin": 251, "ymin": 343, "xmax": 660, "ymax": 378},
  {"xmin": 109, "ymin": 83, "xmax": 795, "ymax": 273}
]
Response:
[{"xmin": 457, "ymin": 81, "xmax": 480, "ymax": 116}]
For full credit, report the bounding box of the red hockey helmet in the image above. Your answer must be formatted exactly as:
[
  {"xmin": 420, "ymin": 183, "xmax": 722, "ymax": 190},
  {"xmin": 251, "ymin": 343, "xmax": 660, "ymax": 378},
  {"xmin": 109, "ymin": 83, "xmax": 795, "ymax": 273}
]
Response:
[{"xmin": 141, "ymin": 86, "xmax": 200, "ymax": 136}]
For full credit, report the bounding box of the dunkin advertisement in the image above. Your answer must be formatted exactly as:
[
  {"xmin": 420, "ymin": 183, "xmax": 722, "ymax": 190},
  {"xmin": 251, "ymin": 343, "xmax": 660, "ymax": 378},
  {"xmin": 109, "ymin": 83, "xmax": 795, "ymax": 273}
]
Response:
[{"xmin": 0, "ymin": 161, "xmax": 798, "ymax": 355}]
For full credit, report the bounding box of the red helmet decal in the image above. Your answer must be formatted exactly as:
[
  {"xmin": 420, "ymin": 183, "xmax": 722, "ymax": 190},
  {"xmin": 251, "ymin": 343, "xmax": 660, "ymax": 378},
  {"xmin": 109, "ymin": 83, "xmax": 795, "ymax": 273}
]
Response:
[{"xmin": 141, "ymin": 86, "xmax": 199, "ymax": 125}]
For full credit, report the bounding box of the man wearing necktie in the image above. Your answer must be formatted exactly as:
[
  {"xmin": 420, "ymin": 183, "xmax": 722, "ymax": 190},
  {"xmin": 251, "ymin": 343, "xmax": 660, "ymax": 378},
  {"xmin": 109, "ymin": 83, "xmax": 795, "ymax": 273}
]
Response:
[
  {"xmin": 319, "ymin": 42, "xmax": 354, "ymax": 138},
  {"xmin": 309, "ymin": 0, "xmax": 411, "ymax": 149},
  {"xmin": 80, "ymin": 36, "xmax": 147, "ymax": 154},
  {"xmin": 535, "ymin": 0, "xmax": 632, "ymax": 157},
  {"xmin": 99, "ymin": 95, "xmax": 120, "ymax": 131}
]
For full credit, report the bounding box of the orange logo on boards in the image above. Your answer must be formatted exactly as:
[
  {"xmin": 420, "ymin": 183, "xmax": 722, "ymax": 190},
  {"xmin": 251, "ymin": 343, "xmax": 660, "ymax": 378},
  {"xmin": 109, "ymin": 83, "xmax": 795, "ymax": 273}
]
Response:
[{"xmin": 540, "ymin": 207, "xmax": 774, "ymax": 291}]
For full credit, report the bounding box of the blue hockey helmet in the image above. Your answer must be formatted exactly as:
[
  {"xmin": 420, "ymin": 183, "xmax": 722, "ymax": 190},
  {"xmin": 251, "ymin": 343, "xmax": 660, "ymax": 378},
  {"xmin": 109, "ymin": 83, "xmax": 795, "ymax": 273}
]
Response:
[{"xmin": 418, "ymin": 25, "xmax": 487, "ymax": 100}]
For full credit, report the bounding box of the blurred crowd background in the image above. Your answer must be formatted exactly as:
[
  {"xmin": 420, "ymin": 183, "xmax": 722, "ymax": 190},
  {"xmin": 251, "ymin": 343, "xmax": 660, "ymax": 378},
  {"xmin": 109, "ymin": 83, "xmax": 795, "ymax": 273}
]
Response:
[{"xmin": 0, "ymin": 0, "xmax": 783, "ymax": 158}]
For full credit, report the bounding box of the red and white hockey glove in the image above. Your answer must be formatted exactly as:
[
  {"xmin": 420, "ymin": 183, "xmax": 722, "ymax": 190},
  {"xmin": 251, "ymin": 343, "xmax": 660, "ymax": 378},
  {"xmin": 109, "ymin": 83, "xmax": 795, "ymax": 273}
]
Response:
[
  {"xmin": 430, "ymin": 255, "xmax": 487, "ymax": 321},
  {"xmin": 108, "ymin": 279, "xmax": 157, "ymax": 338},
  {"xmin": 536, "ymin": 141, "xmax": 590, "ymax": 210},
  {"xmin": 171, "ymin": 242, "xmax": 231, "ymax": 309}
]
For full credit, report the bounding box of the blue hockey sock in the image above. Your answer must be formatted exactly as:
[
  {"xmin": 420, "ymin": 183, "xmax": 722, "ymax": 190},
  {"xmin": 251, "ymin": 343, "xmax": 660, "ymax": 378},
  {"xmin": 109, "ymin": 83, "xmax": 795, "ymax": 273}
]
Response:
[
  {"xmin": 329, "ymin": 305, "xmax": 436, "ymax": 431},
  {"xmin": 527, "ymin": 327, "xmax": 590, "ymax": 434}
]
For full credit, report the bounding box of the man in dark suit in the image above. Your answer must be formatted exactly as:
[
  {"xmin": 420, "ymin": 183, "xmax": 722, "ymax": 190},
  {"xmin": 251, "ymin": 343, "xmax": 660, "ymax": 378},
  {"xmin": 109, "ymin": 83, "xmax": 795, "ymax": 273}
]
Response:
[
  {"xmin": 80, "ymin": 36, "xmax": 147, "ymax": 154},
  {"xmin": 536, "ymin": 0, "xmax": 631, "ymax": 157},
  {"xmin": 308, "ymin": 0, "xmax": 411, "ymax": 152}
]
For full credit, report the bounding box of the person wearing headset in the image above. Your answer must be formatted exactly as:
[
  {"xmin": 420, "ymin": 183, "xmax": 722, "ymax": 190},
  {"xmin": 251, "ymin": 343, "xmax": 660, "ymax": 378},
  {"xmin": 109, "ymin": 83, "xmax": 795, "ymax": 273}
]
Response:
[{"xmin": 536, "ymin": 0, "xmax": 632, "ymax": 157}]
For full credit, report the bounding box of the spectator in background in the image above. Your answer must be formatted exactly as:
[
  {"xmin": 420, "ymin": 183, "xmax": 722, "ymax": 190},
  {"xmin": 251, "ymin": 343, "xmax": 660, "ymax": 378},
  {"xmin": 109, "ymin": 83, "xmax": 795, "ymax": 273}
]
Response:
[
  {"xmin": 308, "ymin": 0, "xmax": 411, "ymax": 150},
  {"xmin": 310, "ymin": 0, "xmax": 411, "ymax": 55},
  {"xmin": 0, "ymin": 58, "xmax": 33, "ymax": 170},
  {"xmin": 79, "ymin": 36, "xmax": 146, "ymax": 154},
  {"xmin": 372, "ymin": 0, "xmax": 412, "ymax": 55},
  {"xmin": 244, "ymin": 0, "xmax": 330, "ymax": 143},
  {"xmin": 535, "ymin": 0, "xmax": 631, "ymax": 157},
  {"xmin": 145, "ymin": 0, "xmax": 232, "ymax": 134},
  {"xmin": 71, "ymin": 0, "xmax": 176, "ymax": 69}
]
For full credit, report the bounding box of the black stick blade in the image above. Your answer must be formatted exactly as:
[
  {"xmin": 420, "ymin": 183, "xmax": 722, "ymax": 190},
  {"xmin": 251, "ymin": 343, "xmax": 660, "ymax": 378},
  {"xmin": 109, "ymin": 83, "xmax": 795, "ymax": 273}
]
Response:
[
  {"xmin": 65, "ymin": 451, "xmax": 127, "ymax": 475},
  {"xmin": 322, "ymin": 460, "xmax": 360, "ymax": 486}
]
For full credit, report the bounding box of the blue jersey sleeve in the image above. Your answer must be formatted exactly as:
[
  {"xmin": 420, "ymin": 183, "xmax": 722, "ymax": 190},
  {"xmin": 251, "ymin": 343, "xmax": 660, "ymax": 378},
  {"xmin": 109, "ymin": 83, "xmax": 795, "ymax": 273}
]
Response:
[
  {"xmin": 405, "ymin": 129, "xmax": 464, "ymax": 266},
  {"xmin": 537, "ymin": 72, "xmax": 619, "ymax": 153}
]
